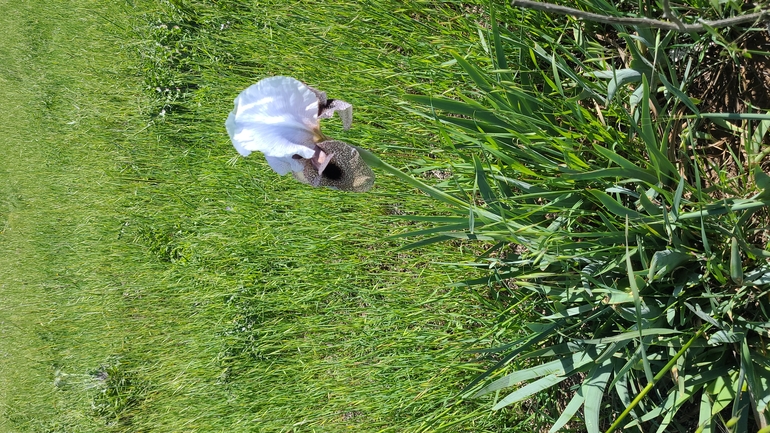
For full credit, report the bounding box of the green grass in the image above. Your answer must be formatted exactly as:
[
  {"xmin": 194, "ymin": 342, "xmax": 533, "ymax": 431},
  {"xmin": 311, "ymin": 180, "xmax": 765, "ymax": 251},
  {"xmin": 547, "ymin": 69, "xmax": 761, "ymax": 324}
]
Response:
[
  {"xmin": 0, "ymin": 2, "xmax": 139, "ymax": 430},
  {"xmin": 0, "ymin": 1, "xmax": 530, "ymax": 432}
]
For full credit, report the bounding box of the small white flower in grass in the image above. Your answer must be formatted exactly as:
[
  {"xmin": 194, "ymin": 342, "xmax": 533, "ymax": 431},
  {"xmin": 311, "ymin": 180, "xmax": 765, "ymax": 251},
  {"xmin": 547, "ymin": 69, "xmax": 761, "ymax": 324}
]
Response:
[{"xmin": 225, "ymin": 76, "xmax": 374, "ymax": 192}]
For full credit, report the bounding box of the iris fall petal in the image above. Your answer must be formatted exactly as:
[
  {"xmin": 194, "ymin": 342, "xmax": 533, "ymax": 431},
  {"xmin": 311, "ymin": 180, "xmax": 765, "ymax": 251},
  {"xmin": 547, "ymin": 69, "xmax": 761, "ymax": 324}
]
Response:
[{"xmin": 293, "ymin": 140, "xmax": 375, "ymax": 192}]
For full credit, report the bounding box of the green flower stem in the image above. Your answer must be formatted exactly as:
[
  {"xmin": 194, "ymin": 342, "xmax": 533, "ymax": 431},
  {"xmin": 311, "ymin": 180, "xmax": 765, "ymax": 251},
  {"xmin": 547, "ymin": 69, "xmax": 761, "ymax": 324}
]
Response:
[{"xmin": 604, "ymin": 327, "xmax": 708, "ymax": 433}]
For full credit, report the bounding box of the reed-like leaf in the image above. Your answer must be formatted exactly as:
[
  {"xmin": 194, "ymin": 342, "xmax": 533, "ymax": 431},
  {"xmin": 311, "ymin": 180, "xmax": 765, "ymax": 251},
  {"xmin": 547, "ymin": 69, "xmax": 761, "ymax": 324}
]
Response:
[
  {"xmin": 492, "ymin": 374, "xmax": 571, "ymax": 410},
  {"xmin": 584, "ymin": 360, "xmax": 613, "ymax": 433},
  {"xmin": 474, "ymin": 349, "xmax": 594, "ymax": 398},
  {"xmin": 548, "ymin": 389, "xmax": 585, "ymax": 433}
]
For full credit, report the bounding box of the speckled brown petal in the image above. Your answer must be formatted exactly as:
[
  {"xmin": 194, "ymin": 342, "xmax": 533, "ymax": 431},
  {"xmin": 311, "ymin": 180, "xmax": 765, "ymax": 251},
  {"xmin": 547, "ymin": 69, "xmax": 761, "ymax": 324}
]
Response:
[
  {"xmin": 292, "ymin": 140, "xmax": 374, "ymax": 192},
  {"xmin": 306, "ymin": 85, "xmax": 353, "ymax": 130}
]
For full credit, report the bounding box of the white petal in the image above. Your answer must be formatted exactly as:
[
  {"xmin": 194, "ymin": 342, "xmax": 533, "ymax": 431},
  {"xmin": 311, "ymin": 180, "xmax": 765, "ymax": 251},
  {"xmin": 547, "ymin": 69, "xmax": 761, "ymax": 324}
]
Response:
[
  {"xmin": 226, "ymin": 76, "xmax": 319, "ymax": 162},
  {"xmin": 318, "ymin": 99, "xmax": 353, "ymax": 130},
  {"xmin": 263, "ymin": 155, "xmax": 304, "ymax": 176}
]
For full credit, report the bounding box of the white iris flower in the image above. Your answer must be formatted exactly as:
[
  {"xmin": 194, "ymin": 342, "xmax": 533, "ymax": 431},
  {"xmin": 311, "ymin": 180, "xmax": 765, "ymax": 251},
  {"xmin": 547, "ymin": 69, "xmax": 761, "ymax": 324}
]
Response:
[{"xmin": 225, "ymin": 76, "xmax": 374, "ymax": 192}]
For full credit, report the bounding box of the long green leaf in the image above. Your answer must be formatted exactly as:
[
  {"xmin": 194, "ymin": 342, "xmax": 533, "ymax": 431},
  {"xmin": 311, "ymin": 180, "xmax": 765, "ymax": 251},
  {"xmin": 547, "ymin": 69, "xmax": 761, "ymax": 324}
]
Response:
[
  {"xmin": 462, "ymin": 320, "xmax": 565, "ymax": 394},
  {"xmin": 404, "ymin": 94, "xmax": 484, "ymax": 116},
  {"xmin": 695, "ymin": 113, "xmax": 770, "ymax": 121},
  {"xmin": 473, "ymin": 154, "xmax": 497, "ymax": 205},
  {"xmin": 566, "ymin": 167, "xmax": 658, "ymax": 185},
  {"xmin": 474, "ymin": 350, "xmax": 594, "ymax": 397},
  {"xmin": 492, "ymin": 374, "xmax": 570, "ymax": 410},
  {"xmin": 579, "ymin": 328, "xmax": 682, "ymax": 345},
  {"xmin": 639, "ymin": 75, "xmax": 678, "ymax": 181},
  {"xmin": 488, "ymin": 0, "xmax": 507, "ymax": 75},
  {"xmin": 672, "ymin": 176, "xmax": 686, "ymax": 219},
  {"xmin": 542, "ymin": 303, "xmax": 596, "ymax": 319},
  {"xmin": 451, "ymin": 51, "xmax": 492, "ymax": 92},
  {"xmin": 658, "ymin": 72, "xmax": 699, "ymax": 114},
  {"xmin": 626, "ymin": 220, "xmax": 654, "ymax": 384},
  {"xmin": 584, "ymin": 360, "xmax": 613, "ymax": 433},
  {"xmin": 589, "ymin": 190, "xmax": 646, "ymax": 219},
  {"xmin": 731, "ymin": 237, "xmax": 743, "ymax": 284},
  {"xmin": 755, "ymin": 366, "xmax": 770, "ymax": 424},
  {"xmin": 740, "ymin": 337, "xmax": 768, "ymax": 424},
  {"xmin": 550, "ymin": 53, "xmax": 564, "ymax": 96},
  {"xmin": 405, "ymin": 94, "xmax": 516, "ymax": 131},
  {"xmin": 549, "ymin": 389, "xmax": 585, "ymax": 433},
  {"xmin": 388, "ymin": 223, "xmax": 473, "ymax": 239},
  {"xmin": 436, "ymin": 114, "xmax": 510, "ymax": 134},
  {"xmin": 698, "ymin": 387, "xmax": 714, "ymax": 433},
  {"xmin": 594, "ymin": 145, "xmax": 654, "ymax": 175},
  {"xmin": 398, "ymin": 235, "xmax": 454, "ymax": 250},
  {"xmin": 678, "ymin": 199, "xmax": 770, "ymax": 220}
]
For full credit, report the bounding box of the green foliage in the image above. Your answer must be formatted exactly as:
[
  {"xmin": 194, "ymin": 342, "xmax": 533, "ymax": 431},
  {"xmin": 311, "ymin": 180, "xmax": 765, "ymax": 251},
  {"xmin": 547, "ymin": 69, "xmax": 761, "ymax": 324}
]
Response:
[
  {"xmin": 405, "ymin": 0, "xmax": 770, "ymax": 431},
  {"xmin": 90, "ymin": 359, "xmax": 150, "ymax": 428}
]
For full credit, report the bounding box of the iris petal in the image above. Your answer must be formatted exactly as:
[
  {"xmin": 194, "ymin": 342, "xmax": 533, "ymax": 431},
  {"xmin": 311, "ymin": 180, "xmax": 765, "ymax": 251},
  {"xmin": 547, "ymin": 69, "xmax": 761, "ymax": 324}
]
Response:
[
  {"xmin": 293, "ymin": 140, "xmax": 375, "ymax": 192},
  {"xmin": 226, "ymin": 76, "xmax": 320, "ymax": 174}
]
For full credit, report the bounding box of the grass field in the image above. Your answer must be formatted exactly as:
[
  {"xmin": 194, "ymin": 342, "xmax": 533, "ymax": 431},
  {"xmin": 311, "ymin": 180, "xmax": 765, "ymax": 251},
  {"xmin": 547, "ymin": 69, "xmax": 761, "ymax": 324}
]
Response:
[
  {"xmin": 0, "ymin": 0, "xmax": 528, "ymax": 432},
  {"xmin": 4, "ymin": 0, "xmax": 770, "ymax": 431}
]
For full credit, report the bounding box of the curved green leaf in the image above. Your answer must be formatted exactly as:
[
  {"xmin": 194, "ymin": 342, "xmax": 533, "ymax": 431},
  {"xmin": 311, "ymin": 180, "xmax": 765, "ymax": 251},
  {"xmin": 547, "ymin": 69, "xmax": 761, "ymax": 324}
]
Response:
[
  {"xmin": 588, "ymin": 190, "xmax": 646, "ymax": 219},
  {"xmin": 492, "ymin": 374, "xmax": 570, "ymax": 410},
  {"xmin": 475, "ymin": 350, "xmax": 594, "ymax": 398},
  {"xmin": 584, "ymin": 360, "xmax": 613, "ymax": 433},
  {"xmin": 648, "ymin": 249, "xmax": 692, "ymax": 280},
  {"xmin": 549, "ymin": 389, "xmax": 585, "ymax": 433}
]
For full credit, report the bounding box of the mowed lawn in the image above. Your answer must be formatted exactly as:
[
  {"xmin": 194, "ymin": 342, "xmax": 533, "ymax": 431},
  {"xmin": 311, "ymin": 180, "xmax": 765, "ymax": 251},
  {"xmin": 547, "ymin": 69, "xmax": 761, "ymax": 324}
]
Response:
[{"xmin": 0, "ymin": 1, "xmax": 521, "ymax": 432}]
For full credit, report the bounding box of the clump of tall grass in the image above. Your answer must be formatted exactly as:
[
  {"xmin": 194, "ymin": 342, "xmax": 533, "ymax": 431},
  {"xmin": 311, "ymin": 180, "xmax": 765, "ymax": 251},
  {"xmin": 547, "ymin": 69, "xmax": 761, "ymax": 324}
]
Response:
[{"xmin": 401, "ymin": 0, "xmax": 770, "ymax": 431}]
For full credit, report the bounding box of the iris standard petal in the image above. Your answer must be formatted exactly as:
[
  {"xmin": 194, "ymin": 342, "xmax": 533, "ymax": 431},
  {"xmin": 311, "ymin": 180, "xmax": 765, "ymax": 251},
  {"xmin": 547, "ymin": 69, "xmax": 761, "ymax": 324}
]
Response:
[
  {"xmin": 226, "ymin": 76, "xmax": 321, "ymax": 173},
  {"xmin": 306, "ymin": 86, "xmax": 354, "ymax": 130}
]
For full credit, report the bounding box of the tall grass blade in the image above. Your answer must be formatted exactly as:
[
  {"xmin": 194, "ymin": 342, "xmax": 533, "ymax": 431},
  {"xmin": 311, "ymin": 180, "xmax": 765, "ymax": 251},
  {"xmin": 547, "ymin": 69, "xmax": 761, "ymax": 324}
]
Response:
[
  {"xmin": 566, "ymin": 167, "xmax": 658, "ymax": 185},
  {"xmin": 451, "ymin": 51, "xmax": 492, "ymax": 92},
  {"xmin": 589, "ymin": 190, "xmax": 646, "ymax": 219},
  {"xmin": 584, "ymin": 360, "xmax": 613, "ymax": 433},
  {"xmin": 659, "ymin": 74, "xmax": 700, "ymax": 114},
  {"xmin": 462, "ymin": 320, "xmax": 565, "ymax": 393},
  {"xmin": 549, "ymin": 389, "xmax": 585, "ymax": 433},
  {"xmin": 639, "ymin": 75, "xmax": 677, "ymax": 181},
  {"xmin": 730, "ymin": 237, "xmax": 744, "ymax": 284},
  {"xmin": 488, "ymin": 0, "xmax": 508, "ymax": 77},
  {"xmin": 698, "ymin": 389, "xmax": 714, "ymax": 433},
  {"xmin": 474, "ymin": 350, "xmax": 594, "ymax": 397},
  {"xmin": 492, "ymin": 374, "xmax": 570, "ymax": 410},
  {"xmin": 474, "ymin": 154, "xmax": 498, "ymax": 205}
]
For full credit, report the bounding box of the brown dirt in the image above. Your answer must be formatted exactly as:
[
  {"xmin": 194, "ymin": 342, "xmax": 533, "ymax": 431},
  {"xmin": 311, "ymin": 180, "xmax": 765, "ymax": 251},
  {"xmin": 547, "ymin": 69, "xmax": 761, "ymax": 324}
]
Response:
[{"xmin": 687, "ymin": 29, "xmax": 770, "ymax": 194}]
